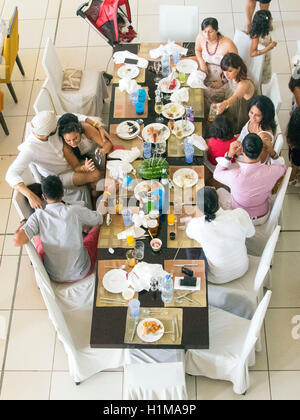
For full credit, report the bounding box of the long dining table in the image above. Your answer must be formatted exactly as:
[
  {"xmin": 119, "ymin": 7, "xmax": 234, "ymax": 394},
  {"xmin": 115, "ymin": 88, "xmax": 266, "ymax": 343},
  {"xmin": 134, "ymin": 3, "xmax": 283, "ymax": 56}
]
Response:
[{"xmin": 90, "ymin": 42, "xmax": 209, "ymax": 349}]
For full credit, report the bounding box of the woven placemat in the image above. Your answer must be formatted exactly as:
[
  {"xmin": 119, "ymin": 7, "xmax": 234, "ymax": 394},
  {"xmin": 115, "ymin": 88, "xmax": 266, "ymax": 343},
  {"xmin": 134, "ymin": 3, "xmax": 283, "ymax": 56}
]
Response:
[
  {"xmin": 164, "ymin": 260, "xmax": 207, "ymax": 308},
  {"xmin": 96, "ymin": 260, "xmax": 138, "ymax": 307},
  {"xmin": 169, "ymin": 165, "xmax": 205, "ymax": 205},
  {"xmin": 124, "ymin": 307, "xmax": 183, "ymax": 345},
  {"xmin": 112, "ymin": 64, "xmax": 146, "ymax": 83},
  {"xmin": 97, "ymin": 207, "xmax": 143, "ymax": 249},
  {"xmin": 167, "ymin": 121, "xmax": 203, "ymax": 157},
  {"xmin": 114, "ymin": 87, "xmax": 149, "ymax": 119},
  {"xmin": 109, "ymin": 124, "xmax": 144, "ymax": 154},
  {"xmin": 166, "ymin": 205, "xmax": 202, "ymax": 249}
]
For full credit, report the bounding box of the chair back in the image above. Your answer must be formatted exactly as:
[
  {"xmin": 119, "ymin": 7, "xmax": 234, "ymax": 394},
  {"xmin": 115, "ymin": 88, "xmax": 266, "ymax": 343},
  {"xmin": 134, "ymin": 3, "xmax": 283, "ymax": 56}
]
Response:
[
  {"xmin": 240, "ymin": 290, "xmax": 272, "ymax": 364},
  {"xmin": 42, "ymin": 37, "xmax": 63, "ymax": 89},
  {"xmin": 262, "ymin": 73, "xmax": 282, "ymax": 114},
  {"xmin": 253, "ymin": 226, "xmax": 280, "ymax": 293},
  {"xmin": 2, "ymin": 7, "xmax": 19, "ymax": 81},
  {"xmin": 34, "ymin": 85, "xmax": 57, "ymax": 115},
  {"xmin": 265, "ymin": 167, "xmax": 291, "ymax": 235},
  {"xmin": 41, "ymin": 78, "xmax": 65, "ymax": 114},
  {"xmin": 274, "ymin": 133, "xmax": 284, "ymax": 156},
  {"xmin": 159, "ymin": 6, "xmax": 199, "ymax": 42},
  {"xmin": 12, "ymin": 189, "xmax": 34, "ymax": 221},
  {"xmin": 297, "ymin": 40, "xmax": 300, "ymax": 55}
]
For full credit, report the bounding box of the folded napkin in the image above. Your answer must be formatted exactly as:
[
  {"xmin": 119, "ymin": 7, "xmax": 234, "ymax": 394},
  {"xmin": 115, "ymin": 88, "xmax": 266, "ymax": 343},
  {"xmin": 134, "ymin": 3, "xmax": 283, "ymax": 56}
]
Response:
[
  {"xmin": 170, "ymin": 87, "xmax": 189, "ymax": 103},
  {"xmin": 106, "ymin": 160, "xmax": 134, "ymax": 180},
  {"xmin": 113, "ymin": 50, "xmax": 148, "ymax": 69},
  {"xmin": 149, "ymin": 41, "xmax": 188, "ymax": 59},
  {"xmin": 187, "ymin": 70, "xmax": 207, "ymax": 89},
  {"xmin": 128, "ymin": 262, "xmax": 169, "ymax": 292},
  {"xmin": 190, "ymin": 134, "xmax": 208, "ymax": 151},
  {"xmin": 119, "ymin": 78, "xmax": 140, "ymax": 94},
  {"xmin": 108, "ymin": 147, "xmax": 140, "ymax": 163},
  {"xmin": 117, "ymin": 226, "xmax": 145, "ymax": 240}
]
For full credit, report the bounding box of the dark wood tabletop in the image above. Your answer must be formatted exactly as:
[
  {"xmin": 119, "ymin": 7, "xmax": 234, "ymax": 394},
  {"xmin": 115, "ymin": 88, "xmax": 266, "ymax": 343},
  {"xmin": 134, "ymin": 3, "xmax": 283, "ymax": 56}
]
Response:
[{"xmin": 90, "ymin": 42, "xmax": 209, "ymax": 349}]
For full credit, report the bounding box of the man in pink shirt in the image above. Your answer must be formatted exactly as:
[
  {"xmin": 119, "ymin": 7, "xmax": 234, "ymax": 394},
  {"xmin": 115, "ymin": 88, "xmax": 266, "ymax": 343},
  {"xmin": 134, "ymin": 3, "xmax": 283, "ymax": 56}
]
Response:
[{"xmin": 213, "ymin": 133, "xmax": 286, "ymax": 225}]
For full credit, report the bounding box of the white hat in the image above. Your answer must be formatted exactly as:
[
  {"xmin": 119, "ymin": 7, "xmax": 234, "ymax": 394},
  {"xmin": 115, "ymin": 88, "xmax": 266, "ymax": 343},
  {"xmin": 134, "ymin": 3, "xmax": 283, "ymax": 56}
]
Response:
[{"xmin": 31, "ymin": 111, "xmax": 57, "ymax": 136}]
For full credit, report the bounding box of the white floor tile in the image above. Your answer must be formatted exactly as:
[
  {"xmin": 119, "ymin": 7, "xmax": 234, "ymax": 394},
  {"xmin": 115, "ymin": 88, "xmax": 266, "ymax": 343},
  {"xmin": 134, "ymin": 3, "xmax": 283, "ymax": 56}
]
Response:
[
  {"xmin": 27, "ymin": 80, "xmax": 44, "ymax": 116},
  {"xmin": 55, "ymin": 18, "xmax": 89, "ymax": 47},
  {"xmin": 282, "ymin": 12, "xmax": 300, "ymax": 41},
  {"xmin": 14, "ymin": 256, "xmax": 46, "ymax": 310},
  {"xmin": 286, "ymin": 40, "xmax": 298, "ymax": 64},
  {"xmin": 5, "ymin": 202, "xmax": 20, "ymax": 234},
  {"xmin": 18, "ymin": 19, "xmax": 45, "ymax": 49},
  {"xmin": 278, "ymin": 110, "xmax": 291, "ymax": 140},
  {"xmin": 137, "ymin": 15, "xmax": 160, "ymax": 42},
  {"xmin": 272, "ymin": 41, "xmax": 291, "ymax": 74},
  {"xmin": 270, "ymin": 371, "xmax": 300, "ymax": 400},
  {"xmin": 41, "ymin": 19, "xmax": 57, "ymax": 48},
  {"xmin": 11, "ymin": 49, "xmax": 39, "ymax": 82},
  {"xmin": 277, "ymin": 73, "xmax": 293, "ymax": 110},
  {"xmin": 0, "ymin": 234, "xmax": 4, "ymax": 252},
  {"xmin": 52, "ymin": 337, "xmax": 69, "ymax": 371},
  {"xmin": 0, "ymin": 256, "xmax": 19, "ymax": 310},
  {"xmin": 232, "ymin": 0, "xmax": 280, "ymax": 13},
  {"xmin": 0, "ymin": 117, "xmax": 26, "ymax": 156},
  {"xmin": 46, "ymin": 0, "xmax": 60, "ymax": 20},
  {"xmin": 85, "ymin": 46, "xmax": 114, "ymax": 72},
  {"xmin": 276, "ymin": 232, "xmax": 300, "ymax": 252},
  {"xmin": 187, "ymin": 0, "xmax": 232, "ymax": 14},
  {"xmin": 281, "ymin": 193, "xmax": 300, "ymax": 230},
  {"xmin": 0, "ymin": 157, "xmax": 18, "ymax": 198},
  {"xmin": 2, "ymin": 81, "xmax": 33, "ymax": 117},
  {"xmin": 196, "ymin": 371, "xmax": 270, "ymax": 400},
  {"xmin": 2, "ymin": 235, "xmax": 21, "ymax": 256},
  {"xmin": 139, "ymin": 0, "xmax": 184, "ymax": 15},
  {"xmin": 0, "ymin": 199, "xmax": 11, "ymax": 233},
  {"xmin": 2, "ymin": 0, "xmax": 48, "ymax": 20},
  {"xmin": 34, "ymin": 49, "xmax": 46, "ymax": 81},
  {"xmin": 50, "ymin": 371, "xmax": 123, "ymax": 400},
  {"xmin": 60, "ymin": 0, "xmax": 90, "ymax": 18},
  {"xmin": 0, "ymin": 371, "xmax": 51, "ymax": 400},
  {"xmin": 270, "ymin": 252, "xmax": 300, "ymax": 307},
  {"xmin": 265, "ymin": 308, "xmax": 300, "ymax": 370},
  {"xmin": 5, "ymin": 310, "xmax": 56, "ymax": 371},
  {"xmin": 0, "ymin": 310, "xmax": 10, "ymax": 368},
  {"xmin": 279, "ymin": 0, "xmax": 300, "ymax": 12},
  {"xmin": 55, "ymin": 47, "xmax": 87, "ymax": 70}
]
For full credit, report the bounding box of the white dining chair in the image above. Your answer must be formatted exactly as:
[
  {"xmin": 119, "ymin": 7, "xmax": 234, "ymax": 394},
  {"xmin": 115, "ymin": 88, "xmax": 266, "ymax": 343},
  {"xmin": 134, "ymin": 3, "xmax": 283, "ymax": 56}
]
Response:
[
  {"xmin": 208, "ymin": 225, "xmax": 280, "ymax": 320},
  {"xmin": 274, "ymin": 133, "xmax": 284, "ymax": 156},
  {"xmin": 24, "ymin": 241, "xmax": 126, "ymax": 384},
  {"xmin": 33, "ymin": 80, "xmax": 62, "ymax": 115},
  {"xmin": 246, "ymin": 167, "xmax": 292, "ymax": 256},
  {"xmin": 262, "ymin": 73, "xmax": 282, "ymax": 114},
  {"xmin": 159, "ymin": 5, "xmax": 199, "ymax": 42},
  {"xmin": 42, "ymin": 37, "xmax": 108, "ymax": 116},
  {"xmin": 123, "ymin": 362, "xmax": 188, "ymax": 400},
  {"xmin": 185, "ymin": 291, "xmax": 272, "ymax": 395}
]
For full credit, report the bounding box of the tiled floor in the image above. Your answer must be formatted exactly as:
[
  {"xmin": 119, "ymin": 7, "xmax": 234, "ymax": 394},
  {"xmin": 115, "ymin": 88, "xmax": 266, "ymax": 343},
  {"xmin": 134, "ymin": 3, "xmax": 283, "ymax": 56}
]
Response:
[{"xmin": 0, "ymin": 0, "xmax": 299, "ymax": 400}]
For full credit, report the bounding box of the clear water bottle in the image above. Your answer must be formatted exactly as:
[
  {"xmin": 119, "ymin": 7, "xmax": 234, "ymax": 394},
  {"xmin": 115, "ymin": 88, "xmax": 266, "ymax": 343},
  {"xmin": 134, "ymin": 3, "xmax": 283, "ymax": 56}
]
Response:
[
  {"xmin": 161, "ymin": 54, "xmax": 170, "ymax": 77},
  {"xmin": 161, "ymin": 274, "xmax": 173, "ymax": 303}
]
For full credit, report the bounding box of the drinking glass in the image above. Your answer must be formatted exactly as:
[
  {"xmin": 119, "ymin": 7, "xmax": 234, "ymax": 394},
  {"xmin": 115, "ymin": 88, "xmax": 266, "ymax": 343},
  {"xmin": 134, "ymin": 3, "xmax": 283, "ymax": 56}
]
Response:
[
  {"xmin": 167, "ymin": 214, "xmax": 176, "ymax": 226},
  {"xmin": 178, "ymin": 71, "xmax": 186, "ymax": 83},
  {"xmin": 129, "ymin": 299, "xmax": 140, "ymax": 318},
  {"xmin": 154, "ymin": 96, "xmax": 164, "ymax": 123},
  {"xmin": 208, "ymin": 103, "xmax": 219, "ymax": 122},
  {"xmin": 134, "ymin": 241, "xmax": 144, "ymax": 260},
  {"xmin": 122, "ymin": 208, "xmax": 133, "ymax": 226},
  {"xmin": 154, "ymin": 141, "xmax": 166, "ymax": 156},
  {"xmin": 126, "ymin": 249, "xmax": 137, "ymax": 267},
  {"xmin": 130, "ymin": 91, "xmax": 138, "ymax": 105},
  {"xmin": 143, "ymin": 141, "xmax": 152, "ymax": 158},
  {"xmin": 153, "ymin": 61, "xmax": 162, "ymax": 83},
  {"xmin": 150, "ymin": 276, "xmax": 159, "ymax": 292},
  {"xmin": 184, "ymin": 138, "xmax": 194, "ymax": 164},
  {"xmin": 172, "ymin": 51, "xmax": 180, "ymax": 65}
]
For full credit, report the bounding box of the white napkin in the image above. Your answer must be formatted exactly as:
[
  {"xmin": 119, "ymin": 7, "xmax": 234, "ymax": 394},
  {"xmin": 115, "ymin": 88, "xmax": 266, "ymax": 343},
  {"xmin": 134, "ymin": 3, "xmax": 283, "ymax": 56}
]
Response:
[
  {"xmin": 108, "ymin": 147, "xmax": 141, "ymax": 163},
  {"xmin": 106, "ymin": 160, "xmax": 134, "ymax": 180},
  {"xmin": 187, "ymin": 70, "xmax": 207, "ymax": 89},
  {"xmin": 113, "ymin": 50, "xmax": 148, "ymax": 68},
  {"xmin": 149, "ymin": 41, "xmax": 188, "ymax": 59},
  {"xmin": 132, "ymin": 211, "xmax": 145, "ymax": 228},
  {"xmin": 128, "ymin": 262, "xmax": 169, "ymax": 292},
  {"xmin": 117, "ymin": 226, "xmax": 145, "ymax": 240},
  {"xmin": 170, "ymin": 87, "xmax": 189, "ymax": 103},
  {"xmin": 190, "ymin": 134, "xmax": 208, "ymax": 151},
  {"xmin": 119, "ymin": 78, "xmax": 140, "ymax": 94}
]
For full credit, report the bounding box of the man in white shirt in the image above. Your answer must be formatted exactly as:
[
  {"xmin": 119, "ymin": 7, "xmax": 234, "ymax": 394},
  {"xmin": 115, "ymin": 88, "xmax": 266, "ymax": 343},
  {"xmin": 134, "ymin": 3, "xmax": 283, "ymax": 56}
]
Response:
[
  {"xmin": 186, "ymin": 187, "xmax": 255, "ymax": 284},
  {"xmin": 13, "ymin": 175, "xmax": 102, "ymax": 283},
  {"xmin": 5, "ymin": 111, "xmax": 102, "ymax": 209}
]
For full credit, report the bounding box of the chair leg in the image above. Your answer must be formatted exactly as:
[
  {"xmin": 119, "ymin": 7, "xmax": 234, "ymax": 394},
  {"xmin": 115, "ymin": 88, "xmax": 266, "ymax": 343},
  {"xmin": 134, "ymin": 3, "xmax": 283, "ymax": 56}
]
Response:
[
  {"xmin": 7, "ymin": 83, "xmax": 18, "ymax": 103},
  {"xmin": 0, "ymin": 112, "xmax": 9, "ymax": 135},
  {"xmin": 16, "ymin": 54, "xmax": 25, "ymax": 76}
]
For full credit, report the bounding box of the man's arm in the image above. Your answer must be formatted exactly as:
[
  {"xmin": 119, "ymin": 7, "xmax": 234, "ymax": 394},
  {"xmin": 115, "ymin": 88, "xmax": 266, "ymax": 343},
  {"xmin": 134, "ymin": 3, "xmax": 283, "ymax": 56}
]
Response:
[
  {"xmin": 13, "ymin": 220, "xmax": 30, "ymax": 247},
  {"xmin": 213, "ymin": 141, "xmax": 242, "ymax": 186}
]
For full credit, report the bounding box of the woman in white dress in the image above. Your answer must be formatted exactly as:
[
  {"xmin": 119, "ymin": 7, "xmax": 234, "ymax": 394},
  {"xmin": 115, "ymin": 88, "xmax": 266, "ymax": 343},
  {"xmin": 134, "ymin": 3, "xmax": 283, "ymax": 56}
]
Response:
[
  {"xmin": 186, "ymin": 187, "xmax": 255, "ymax": 284},
  {"xmin": 195, "ymin": 17, "xmax": 237, "ymax": 111}
]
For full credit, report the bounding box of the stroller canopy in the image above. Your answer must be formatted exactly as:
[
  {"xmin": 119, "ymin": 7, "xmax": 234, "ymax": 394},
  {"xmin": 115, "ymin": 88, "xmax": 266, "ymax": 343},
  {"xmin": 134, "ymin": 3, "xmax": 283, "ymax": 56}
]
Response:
[{"xmin": 96, "ymin": 0, "xmax": 131, "ymax": 44}]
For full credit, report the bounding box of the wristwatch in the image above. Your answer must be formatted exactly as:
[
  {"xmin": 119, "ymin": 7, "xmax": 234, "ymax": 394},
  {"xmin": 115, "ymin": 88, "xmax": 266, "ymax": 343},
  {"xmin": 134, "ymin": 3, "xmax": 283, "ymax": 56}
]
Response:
[{"xmin": 224, "ymin": 152, "xmax": 232, "ymax": 161}]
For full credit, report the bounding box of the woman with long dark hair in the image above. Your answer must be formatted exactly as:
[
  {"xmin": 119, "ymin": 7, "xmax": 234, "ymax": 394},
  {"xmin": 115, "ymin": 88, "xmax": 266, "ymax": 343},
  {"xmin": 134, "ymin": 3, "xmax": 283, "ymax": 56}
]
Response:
[
  {"xmin": 287, "ymin": 106, "xmax": 300, "ymax": 186},
  {"xmin": 186, "ymin": 186, "xmax": 255, "ymax": 284},
  {"xmin": 216, "ymin": 52, "xmax": 256, "ymax": 133}
]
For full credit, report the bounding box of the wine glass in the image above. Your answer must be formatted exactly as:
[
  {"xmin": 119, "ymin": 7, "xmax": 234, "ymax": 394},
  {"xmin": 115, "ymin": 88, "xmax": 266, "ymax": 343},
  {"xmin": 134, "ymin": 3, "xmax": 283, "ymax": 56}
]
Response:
[
  {"xmin": 153, "ymin": 61, "xmax": 162, "ymax": 84},
  {"xmin": 154, "ymin": 96, "xmax": 164, "ymax": 123}
]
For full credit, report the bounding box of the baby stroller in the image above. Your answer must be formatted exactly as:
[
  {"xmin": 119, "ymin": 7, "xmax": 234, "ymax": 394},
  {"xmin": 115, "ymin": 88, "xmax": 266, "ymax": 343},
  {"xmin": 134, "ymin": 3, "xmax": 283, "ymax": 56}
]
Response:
[{"xmin": 77, "ymin": 0, "xmax": 137, "ymax": 84}]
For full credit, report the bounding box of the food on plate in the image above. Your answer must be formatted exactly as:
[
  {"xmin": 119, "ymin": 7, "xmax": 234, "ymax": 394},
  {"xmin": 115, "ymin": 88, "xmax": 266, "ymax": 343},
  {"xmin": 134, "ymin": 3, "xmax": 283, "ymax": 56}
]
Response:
[
  {"xmin": 168, "ymin": 120, "xmax": 175, "ymax": 132},
  {"xmin": 126, "ymin": 121, "xmax": 138, "ymax": 135},
  {"xmin": 161, "ymin": 79, "xmax": 178, "ymax": 92},
  {"xmin": 139, "ymin": 184, "xmax": 152, "ymax": 193},
  {"xmin": 174, "ymin": 171, "xmax": 197, "ymax": 188},
  {"xmin": 142, "ymin": 320, "xmax": 162, "ymax": 335},
  {"xmin": 147, "ymin": 126, "xmax": 162, "ymax": 143},
  {"xmin": 168, "ymin": 79, "xmax": 177, "ymax": 90},
  {"xmin": 138, "ymin": 157, "xmax": 169, "ymax": 180}
]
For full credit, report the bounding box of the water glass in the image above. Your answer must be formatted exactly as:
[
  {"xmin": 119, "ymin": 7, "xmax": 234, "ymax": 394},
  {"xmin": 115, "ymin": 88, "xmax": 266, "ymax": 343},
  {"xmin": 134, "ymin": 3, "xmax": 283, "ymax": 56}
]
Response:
[
  {"xmin": 129, "ymin": 299, "xmax": 140, "ymax": 318},
  {"xmin": 130, "ymin": 91, "xmax": 138, "ymax": 105},
  {"xmin": 184, "ymin": 139, "xmax": 194, "ymax": 164},
  {"xmin": 135, "ymin": 102, "xmax": 144, "ymax": 115},
  {"xmin": 172, "ymin": 51, "xmax": 180, "ymax": 65},
  {"xmin": 122, "ymin": 208, "xmax": 133, "ymax": 226},
  {"xmin": 138, "ymin": 88, "xmax": 146, "ymax": 102},
  {"xmin": 143, "ymin": 141, "xmax": 152, "ymax": 158},
  {"xmin": 134, "ymin": 241, "xmax": 144, "ymax": 260},
  {"xmin": 178, "ymin": 71, "xmax": 186, "ymax": 83},
  {"xmin": 154, "ymin": 141, "xmax": 166, "ymax": 156}
]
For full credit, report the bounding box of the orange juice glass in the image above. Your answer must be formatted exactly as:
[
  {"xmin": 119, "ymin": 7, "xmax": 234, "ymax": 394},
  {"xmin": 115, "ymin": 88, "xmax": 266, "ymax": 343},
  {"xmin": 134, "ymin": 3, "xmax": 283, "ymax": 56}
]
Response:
[{"xmin": 167, "ymin": 214, "xmax": 176, "ymax": 226}]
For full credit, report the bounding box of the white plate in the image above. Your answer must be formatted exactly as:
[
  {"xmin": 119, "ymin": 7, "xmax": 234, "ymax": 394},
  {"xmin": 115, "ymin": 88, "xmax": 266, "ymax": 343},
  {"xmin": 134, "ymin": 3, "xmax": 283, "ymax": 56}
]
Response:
[
  {"xmin": 176, "ymin": 59, "xmax": 198, "ymax": 74},
  {"xmin": 117, "ymin": 64, "xmax": 139, "ymax": 79},
  {"xmin": 116, "ymin": 120, "xmax": 140, "ymax": 140},
  {"xmin": 137, "ymin": 318, "xmax": 164, "ymax": 343},
  {"xmin": 142, "ymin": 123, "xmax": 170, "ymax": 144},
  {"xmin": 162, "ymin": 102, "xmax": 185, "ymax": 120},
  {"xmin": 102, "ymin": 269, "xmax": 128, "ymax": 294},
  {"xmin": 134, "ymin": 180, "xmax": 164, "ymax": 201},
  {"xmin": 158, "ymin": 77, "xmax": 181, "ymax": 93},
  {"xmin": 174, "ymin": 119, "xmax": 195, "ymax": 137},
  {"xmin": 173, "ymin": 168, "xmax": 198, "ymax": 188}
]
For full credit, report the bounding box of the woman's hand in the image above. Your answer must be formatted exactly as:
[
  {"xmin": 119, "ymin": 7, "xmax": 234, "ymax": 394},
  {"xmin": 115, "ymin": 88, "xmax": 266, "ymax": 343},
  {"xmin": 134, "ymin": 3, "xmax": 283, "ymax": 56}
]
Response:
[
  {"xmin": 216, "ymin": 101, "xmax": 227, "ymax": 115},
  {"xmin": 269, "ymin": 40, "xmax": 277, "ymax": 50},
  {"xmin": 84, "ymin": 158, "xmax": 96, "ymax": 172}
]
